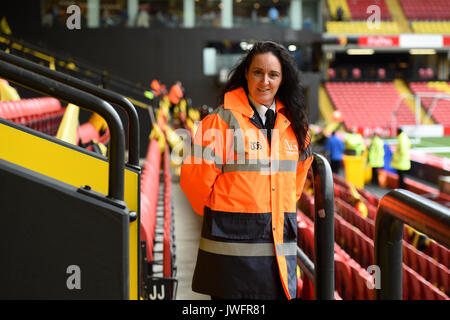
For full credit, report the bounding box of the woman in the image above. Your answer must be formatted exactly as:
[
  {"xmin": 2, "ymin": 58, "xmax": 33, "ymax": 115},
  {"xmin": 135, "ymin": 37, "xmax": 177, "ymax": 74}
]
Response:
[{"xmin": 180, "ymin": 41, "xmax": 313, "ymax": 299}]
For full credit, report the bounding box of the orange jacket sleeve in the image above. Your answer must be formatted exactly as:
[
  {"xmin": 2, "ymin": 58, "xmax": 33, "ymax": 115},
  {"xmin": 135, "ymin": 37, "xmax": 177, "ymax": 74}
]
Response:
[{"xmin": 180, "ymin": 112, "xmax": 228, "ymax": 215}]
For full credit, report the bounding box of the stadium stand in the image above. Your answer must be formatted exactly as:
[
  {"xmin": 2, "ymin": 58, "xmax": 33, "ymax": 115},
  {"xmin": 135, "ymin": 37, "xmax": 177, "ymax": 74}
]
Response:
[
  {"xmin": 0, "ymin": 96, "xmax": 64, "ymax": 135},
  {"xmin": 346, "ymin": 0, "xmax": 392, "ymax": 20},
  {"xmin": 298, "ymin": 171, "xmax": 450, "ymax": 300},
  {"xmin": 140, "ymin": 93, "xmax": 178, "ymax": 299},
  {"xmin": 399, "ymin": 0, "xmax": 450, "ymax": 20},
  {"xmin": 409, "ymin": 82, "xmax": 450, "ymax": 126},
  {"xmin": 140, "ymin": 139, "xmax": 162, "ymax": 267},
  {"xmin": 326, "ymin": 0, "xmax": 401, "ymax": 34},
  {"xmin": 326, "ymin": 21, "xmax": 401, "ymax": 34},
  {"xmin": 327, "ymin": 0, "xmax": 351, "ymax": 20},
  {"xmin": 411, "ymin": 21, "xmax": 450, "ymax": 34},
  {"xmin": 325, "ymin": 81, "xmax": 416, "ymax": 130}
]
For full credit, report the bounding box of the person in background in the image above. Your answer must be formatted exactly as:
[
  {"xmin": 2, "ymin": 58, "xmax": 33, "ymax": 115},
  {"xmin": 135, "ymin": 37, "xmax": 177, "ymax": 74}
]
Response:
[
  {"xmin": 268, "ymin": 6, "xmax": 279, "ymax": 24},
  {"xmin": 180, "ymin": 41, "xmax": 312, "ymax": 300},
  {"xmin": 368, "ymin": 130, "xmax": 384, "ymax": 186},
  {"xmin": 168, "ymin": 80, "xmax": 184, "ymax": 116},
  {"xmin": 344, "ymin": 127, "xmax": 366, "ymax": 156},
  {"xmin": 324, "ymin": 130, "xmax": 345, "ymax": 174},
  {"xmin": 390, "ymin": 128, "xmax": 411, "ymax": 189},
  {"xmin": 150, "ymin": 79, "xmax": 161, "ymax": 96},
  {"xmin": 337, "ymin": 6, "xmax": 343, "ymax": 21}
]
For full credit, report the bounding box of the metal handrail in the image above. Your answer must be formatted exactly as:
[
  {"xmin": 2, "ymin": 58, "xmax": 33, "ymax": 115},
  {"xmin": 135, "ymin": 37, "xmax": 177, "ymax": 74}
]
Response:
[
  {"xmin": 374, "ymin": 189, "xmax": 450, "ymax": 300},
  {"xmin": 0, "ymin": 50, "xmax": 140, "ymax": 167},
  {"xmin": 0, "ymin": 59, "xmax": 126, "ymax": 202},
  {"xmin": 296, "ymin": 152, "xmax": 335, "ymax": 300},
  {"xmin": 0, "ymin": 33, "xmax": 148, "ymax": 100},
  {"xmin": 296, "ymin": 247, "xmax": 315, "ymax": 282}
]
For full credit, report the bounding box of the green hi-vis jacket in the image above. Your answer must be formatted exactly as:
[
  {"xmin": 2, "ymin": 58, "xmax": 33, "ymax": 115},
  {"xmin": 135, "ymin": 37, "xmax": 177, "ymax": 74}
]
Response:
[
  {"xmin": 368, "ymin": 136, "xmax": 385, "ymax": 168},
  {"xmin": 391, "ymin": 132, "xmax": 411, "ymax": 171}
]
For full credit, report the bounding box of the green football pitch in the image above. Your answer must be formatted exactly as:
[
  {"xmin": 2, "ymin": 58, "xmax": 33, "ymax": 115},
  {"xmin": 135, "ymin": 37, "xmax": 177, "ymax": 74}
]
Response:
[{"xmin": 410, "ymin": 136, "xmax": 450, "ymax": 158}]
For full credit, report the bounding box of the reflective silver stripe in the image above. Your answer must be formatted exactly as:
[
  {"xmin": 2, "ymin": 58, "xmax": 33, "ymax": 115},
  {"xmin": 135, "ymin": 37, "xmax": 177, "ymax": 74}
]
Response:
[
  {"xmin": 222, "ymin": 159, "xmax": 297, "ymax": 173},
  {"xmin": 187, "ymin": 144, "xmax": 224, "ymax": 170},
  {"xmin": 275, "ymin": 242, "xmax": 297, "ymax": 256},
  {"xmin": 223, "ymin": 162, "xmax": 270, "ymax": 173},
  {"xmin": 188, "ymin": 144, "xmax": 224, "ymax": 164},
  {"xmin": 277, "ymin": 160, "xmax": 298, "ymax": 173},
  {"xmin": 199, "ymin": 237, "xmax": 275, "ymax": 257},
  {"xmin": 199, "ymin": 238, "xmax": 297, "ymax": 257},
  {"xmin": 214, "ymin": 108, "xmax": 246, "ymax": 161}
]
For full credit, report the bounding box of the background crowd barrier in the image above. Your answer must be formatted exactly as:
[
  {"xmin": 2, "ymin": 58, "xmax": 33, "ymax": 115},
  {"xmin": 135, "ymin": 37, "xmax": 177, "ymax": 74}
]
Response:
[{"xmin": 375, "ymin": 189, "xmax": 450, "ymax": 300}]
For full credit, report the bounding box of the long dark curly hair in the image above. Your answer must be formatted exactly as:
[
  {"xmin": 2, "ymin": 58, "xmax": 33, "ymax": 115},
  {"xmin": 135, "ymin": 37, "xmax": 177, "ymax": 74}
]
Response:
[{"xmin": 221, "ymin": 41, "xmax": 309, "ymax": 151}]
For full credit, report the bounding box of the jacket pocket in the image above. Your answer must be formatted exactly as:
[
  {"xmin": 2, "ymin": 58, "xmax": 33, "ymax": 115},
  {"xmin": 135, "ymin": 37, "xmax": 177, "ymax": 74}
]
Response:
[
  {"xmin": 283, "ymin": 212, "xmax": 298, "ymax": 242},
  {"xmin": 210, "ymin": 211, "xmax": 272, "ymax": 241}
]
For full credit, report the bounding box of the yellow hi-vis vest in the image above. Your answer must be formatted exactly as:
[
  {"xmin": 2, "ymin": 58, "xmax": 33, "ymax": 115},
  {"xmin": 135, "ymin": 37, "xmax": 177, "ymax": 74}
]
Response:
[
  {"xmin": 391, "ymin": 132, "xmax": 411, "ymax": 171},
  {"xmin": 368, "ymin": 136, "xmax": 385, "ymax": 168}
]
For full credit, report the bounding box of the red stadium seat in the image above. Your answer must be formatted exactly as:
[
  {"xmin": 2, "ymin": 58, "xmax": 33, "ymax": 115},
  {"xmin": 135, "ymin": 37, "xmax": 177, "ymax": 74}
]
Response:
[
  {"xmin": 400, "ymin": 0, "xmax": 450, "ymax": 20},
  {"xmin": 352, "ymin": 68, "xmax": 361, "ymax": 80},
  {"xmin": 328, "ymin": 68, "xmax": 336, "ymax": 79},
  {"xmin": 437, "ymin": 264, "xmax": 449, "ymax": 295},
  {"xmin": 404, "ymin": 265, "xmax": 422, "ymax": 300},
  {"xmin": 325, "ymin": 82, "xmax": 416, "ymax": 131},
  {"xmin": 418, "ymin": 68, "xmax": 426, "ymax": 79},
  {"xmin": 335, "ymin": 251, "xmax": 353, "ymax": 299},
  {"xmin": 349, "ymin": 260, "xmax": 367, "ymax": 299},
  {"xmin": 377, "ymin": 68, "xmax": 386, "ymax": 79},
  {"xmin": 347, "ymin": 0, "xmax": 392, "ymax": 20}
]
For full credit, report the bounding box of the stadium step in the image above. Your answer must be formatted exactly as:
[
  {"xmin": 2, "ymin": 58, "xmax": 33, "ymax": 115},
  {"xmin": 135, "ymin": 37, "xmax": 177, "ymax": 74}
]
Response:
[
  {"xmin": 319, "ymin": 84, "xmax": 335, "ymax": 122},
  {"xmin": 385, "ymin": 0, "xmax": 411, "ymax": 33}
]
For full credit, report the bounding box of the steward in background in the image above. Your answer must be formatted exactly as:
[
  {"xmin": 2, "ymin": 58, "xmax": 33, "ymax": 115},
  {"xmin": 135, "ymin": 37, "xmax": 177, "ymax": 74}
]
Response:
[
  {"xmin": 168, "ymin": 81, "xmax": 184, "ymax": 116},
  {"xmin": 344, "ymin": 127, "xmax": 366, "ymax": 156},
  {"xmin": 368, "ymin": 130, "xmax": 385, "ymax": 186},
  {"xmin": 390, "ymin": 127, "xmax": 411, "ymax": 189}
]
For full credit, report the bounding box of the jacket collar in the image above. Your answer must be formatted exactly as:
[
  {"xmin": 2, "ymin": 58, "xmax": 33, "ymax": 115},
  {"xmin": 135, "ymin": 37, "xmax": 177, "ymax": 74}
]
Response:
[
  {"xmin": 224, "ymin": 87, "xmax": 286, "ymax": 117},
  {"xmin": 224, "ymin": 87, "xmax": 290, "ymax": 132}
]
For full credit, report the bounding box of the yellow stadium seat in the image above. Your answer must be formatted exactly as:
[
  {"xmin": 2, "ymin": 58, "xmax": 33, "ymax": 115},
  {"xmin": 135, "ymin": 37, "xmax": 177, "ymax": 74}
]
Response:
[
  {"xmin": 326, "ymin": 21, "xmax": 400, "ymax": 34},
  {"xmin": 412, "ymin": 21, "xmax": 450, "ymax": 34}
]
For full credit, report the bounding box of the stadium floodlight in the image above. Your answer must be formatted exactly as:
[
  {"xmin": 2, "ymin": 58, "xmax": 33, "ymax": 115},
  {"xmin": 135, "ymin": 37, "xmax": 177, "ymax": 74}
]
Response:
[
  {"xmin": 346, "ymin": 49, "xmax": 374, "ymax": 55},
  {"xmin": 409, "ymin": 49, "xmax": 436, "ymax": 55}
]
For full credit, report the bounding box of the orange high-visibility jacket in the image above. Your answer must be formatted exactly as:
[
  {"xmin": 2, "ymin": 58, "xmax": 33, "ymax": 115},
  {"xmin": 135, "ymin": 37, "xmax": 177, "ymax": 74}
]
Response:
[
  {"xmin": 168, "ymin": 83, "xmax": 183, "ymax": 105},
  {"xmin": 150, "ymin": 79, "xmax": 161, "ymax": 96},
  {"xmin": 180, "ymin": 87, "xmax": 313, "ymax": 299}
]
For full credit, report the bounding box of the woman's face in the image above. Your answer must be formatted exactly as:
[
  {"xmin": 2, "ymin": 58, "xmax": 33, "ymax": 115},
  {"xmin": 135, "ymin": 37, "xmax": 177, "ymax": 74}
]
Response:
[{"xmin": 245, "ymin": 52, "xmax": 283, "ymax": 107}]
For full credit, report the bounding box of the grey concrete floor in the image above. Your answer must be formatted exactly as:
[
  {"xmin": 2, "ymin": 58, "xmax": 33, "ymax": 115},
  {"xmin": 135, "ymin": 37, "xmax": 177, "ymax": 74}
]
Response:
[{"xmin": 172, "ymin": 180, "xmax": 210, "ymax": 300}]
